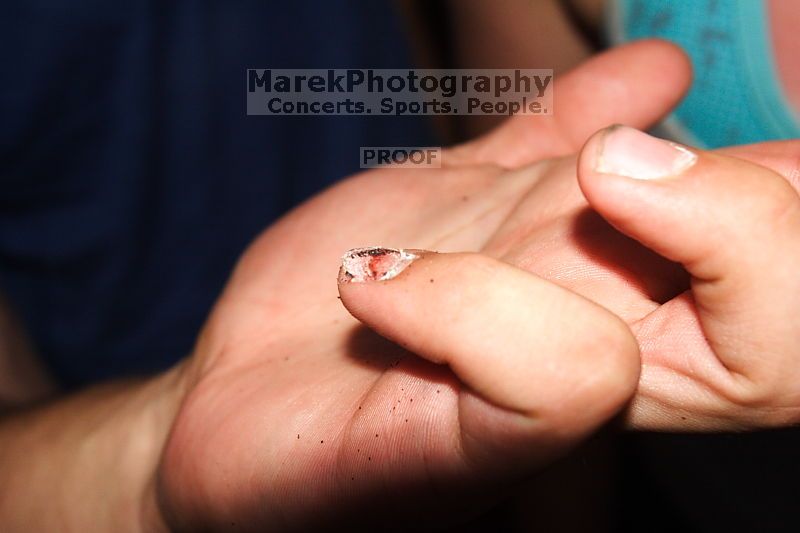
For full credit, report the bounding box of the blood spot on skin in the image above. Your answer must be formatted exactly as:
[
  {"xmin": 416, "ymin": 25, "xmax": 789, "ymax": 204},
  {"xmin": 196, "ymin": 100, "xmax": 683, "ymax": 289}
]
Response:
[{"xmin": 339, "ymin": 247, "xmax": 418, "ymax": 282}]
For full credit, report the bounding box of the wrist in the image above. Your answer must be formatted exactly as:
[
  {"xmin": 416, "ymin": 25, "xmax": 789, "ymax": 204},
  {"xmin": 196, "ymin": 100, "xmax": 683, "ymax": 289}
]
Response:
[
  {"xmin": 132, "ymin": 362, "xmax": 192, "ymax": 531},
  {"xmin": 0, "ymin": 360, "xmax": 190, "ymax": 531}
]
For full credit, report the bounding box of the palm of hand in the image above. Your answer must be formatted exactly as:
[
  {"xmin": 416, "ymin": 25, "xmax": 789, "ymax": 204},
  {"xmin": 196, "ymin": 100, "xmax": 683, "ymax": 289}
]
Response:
[{"xmin": 159, "ymin": 161, "xmax": 552, "ymax": 530}]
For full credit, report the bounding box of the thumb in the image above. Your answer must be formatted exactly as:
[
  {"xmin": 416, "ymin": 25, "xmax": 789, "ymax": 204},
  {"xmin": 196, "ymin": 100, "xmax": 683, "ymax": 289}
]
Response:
[
  {"xmin": 577, "ymin": 126, "xmax": 800, "ymax": 398},
  {"xmin": 337, "ymin": 247, "xmax": 639, "ymax": 473},
  {"xmin": 450, "ymin": 39, "xmax": 691, "ymax": 168}
]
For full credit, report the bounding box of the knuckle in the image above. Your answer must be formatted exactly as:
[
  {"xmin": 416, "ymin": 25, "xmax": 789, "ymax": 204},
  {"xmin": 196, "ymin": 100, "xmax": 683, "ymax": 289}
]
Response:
[
  {"xmin": 755, "ymin": 174, "xmax": 800, "ymax": 229},
  {"xmin": 718, "ymin": 370, "xmax": 800, "ymax": 414}
]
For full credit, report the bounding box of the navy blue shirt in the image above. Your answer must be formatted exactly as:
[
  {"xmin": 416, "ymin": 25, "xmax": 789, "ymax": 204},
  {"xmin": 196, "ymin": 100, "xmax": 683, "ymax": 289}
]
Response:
[{"xmin": 0, "ymin": 1, "xmax": 433, "ymax": 388}]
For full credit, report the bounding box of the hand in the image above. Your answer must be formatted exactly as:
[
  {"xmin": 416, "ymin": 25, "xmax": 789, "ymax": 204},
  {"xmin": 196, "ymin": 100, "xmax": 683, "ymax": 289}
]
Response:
[
  {"xmin": 155, "ymin": 41, "xmax": 689, "ymax": 530},
  {"xmin": 484, "ymin": 126, "xmax": 800, "ymax": 431},
  {"xmin": 578, "ymin": 126, "xmax": 800, "ymax": 429}
]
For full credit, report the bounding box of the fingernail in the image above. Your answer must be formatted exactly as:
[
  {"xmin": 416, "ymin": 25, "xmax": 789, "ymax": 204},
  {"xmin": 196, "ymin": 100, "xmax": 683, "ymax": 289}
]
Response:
[
  {"xmin": 339, "ymin": 247, "xmax": 420, "ymax": 283},
  {"xmin": 595, "ymin": 125, "xmax": 697, "ymax": 179}
]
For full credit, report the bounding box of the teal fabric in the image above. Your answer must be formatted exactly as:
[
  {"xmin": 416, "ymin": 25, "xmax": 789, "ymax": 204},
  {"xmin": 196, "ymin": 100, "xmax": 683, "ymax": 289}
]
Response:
[{"xmin": 606, "ymin": 0, "xmax": 800, "ymax": 148}]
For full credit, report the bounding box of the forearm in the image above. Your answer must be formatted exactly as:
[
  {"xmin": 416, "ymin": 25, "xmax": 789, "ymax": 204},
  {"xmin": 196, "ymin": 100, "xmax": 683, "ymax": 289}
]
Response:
[{"xmin": 0, "ymin": 363, "xmax": 186, "ymax": 531}]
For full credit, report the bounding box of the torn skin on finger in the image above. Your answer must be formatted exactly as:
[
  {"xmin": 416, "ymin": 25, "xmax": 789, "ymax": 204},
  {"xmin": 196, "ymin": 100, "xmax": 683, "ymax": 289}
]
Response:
[{"xmin": 338, "ymin": 247, "xmax": 420, "ymax": 283}]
